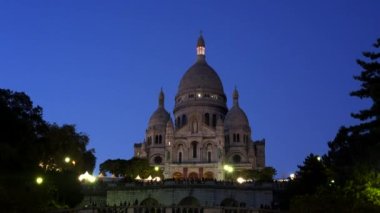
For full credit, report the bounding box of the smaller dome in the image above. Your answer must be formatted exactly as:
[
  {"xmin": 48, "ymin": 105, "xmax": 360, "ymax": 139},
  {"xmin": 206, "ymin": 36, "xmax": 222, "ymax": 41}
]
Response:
[
  {"xmin": 148, "ymin": 107, "xmax": 170, "ymax": 127},
  {"xmin": 224, "ymin": 105, "xmax": 250, "ymax": 129},
  {"xmin": 148, "ymin": 89, "xmax": 170, "ymax": 127},
  {"xmin": 224, "ymin": 88, "xmax": 250, "ymax": 130}
]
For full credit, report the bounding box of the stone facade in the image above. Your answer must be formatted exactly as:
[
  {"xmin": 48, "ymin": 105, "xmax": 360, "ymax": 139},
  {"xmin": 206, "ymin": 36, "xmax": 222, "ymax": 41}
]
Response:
[
  {"xmin": 106, "ymin": 181, "xmax": 273, "ymax": 208},
  {"xmin": 134, "ymin": 35, "xmax": 265, "ymax": 180}
]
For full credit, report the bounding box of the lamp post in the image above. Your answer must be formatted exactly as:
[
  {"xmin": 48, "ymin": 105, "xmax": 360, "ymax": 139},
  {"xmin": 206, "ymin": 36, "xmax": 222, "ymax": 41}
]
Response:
[{"xmin": 223, "ymin": 165, "xmax": 234, "ymax": 180}]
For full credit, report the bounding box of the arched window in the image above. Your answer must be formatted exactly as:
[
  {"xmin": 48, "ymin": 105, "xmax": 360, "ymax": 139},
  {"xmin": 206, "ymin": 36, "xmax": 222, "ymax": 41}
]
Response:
[
  {"xmin": 155, "ymin": 135, "xmax": 158, "ymax": 144},
  {"xmin": 237, "ymin": 134, "xmax": 240, "ymax": 142},
  {"xmin": 191, "ymin": 142, "xmax": 198, "ymax": 158},
  {"xmin": 233, "ymin": 154, "xmax": 241, "ymax": 163},
  {"xmin": 178, "ymin": 117, "xmax": 182, "ymax": 128},
  {"xmin": 225, "ymin": 135, "xmax": 230, "ymax": 144},
  {"xmin": 212, "ymin": 114, "xmax": 217, "ymax": 127},
  {"xmin": 182, "ymin": 114, "xmax": 187, "ymax": 126},
  {"xmin": 205, "ymin": 113, "xmax": 210, "ymax": 126},
  {"xmin": 207, "ymin": 151, "xmax": 211, "ymax": 163},
  {"xmin": 178, "ymin": 152, "xmax": 182, "ymax": 163},
  {"xmin": 159, "ymin": 135, "xmax": 162, "ymax": 144},
  {"xmin": 154, "ymin": 156, "xmax": 162, "ymax": 164},
  {"xmin": 233, "ymin": 134, "xmax": 236, "ymax": 142}
]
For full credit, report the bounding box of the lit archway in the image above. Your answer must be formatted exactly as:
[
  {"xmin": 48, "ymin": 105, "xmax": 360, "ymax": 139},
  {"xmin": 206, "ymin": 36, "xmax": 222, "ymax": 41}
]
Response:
[
  {"xmin": 188, "ymin": 172, "xmax": 198, "ymax": 179},
  {"xmin": 204, "ymin": 171, "xmax": 214, "ymax": 179},
  {"xmin": 173, "ymin": 172, "xmax": 183, "ymax": 180}
]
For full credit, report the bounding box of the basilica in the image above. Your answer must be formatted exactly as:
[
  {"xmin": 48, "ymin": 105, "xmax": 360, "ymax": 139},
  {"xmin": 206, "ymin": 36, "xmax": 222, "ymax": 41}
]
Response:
[{"xmin": 134, "ymin": 35, "xmax": 265, "ymax": 180}]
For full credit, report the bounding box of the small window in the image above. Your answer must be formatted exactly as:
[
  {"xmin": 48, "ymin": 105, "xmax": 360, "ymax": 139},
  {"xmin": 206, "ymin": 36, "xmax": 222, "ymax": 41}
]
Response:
[
  {"xmin": 208, "ymin": 151, "xmax": 211, "ymax": 163},
  {"xmin": 212, "ymin": 114, "xmax": 217, "ymax": 127},
  {"xmin": 178, "ymin": 152, "xmax": 182, "ymax": 163},
  {"xmin": 192, "ymin": 141, "xmax": 198, "ymax": 158},
  {"xmin": 233, "ymin": 155, "xmax": 241, "ymax": 163},
  {"xmin": 182, "ymin": 114, "xmax": 187, "ymax": 126},
  {"xmin": 188, "ymin": 94, "xmax": 195, "ymax": 98},
  {"xmin": 205, "ymin": 113, "xmax": 210, "ymax": 126},
  {"xmin": 154, "ymin": 156, "xmax": 162, "ymax": 164}
]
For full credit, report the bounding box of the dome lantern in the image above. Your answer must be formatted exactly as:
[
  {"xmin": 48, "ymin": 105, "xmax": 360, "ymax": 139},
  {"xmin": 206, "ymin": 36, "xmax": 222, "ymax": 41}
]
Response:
[
  {"xmin": 233, "ymin": 87, "xmax": 239, "ymax": 106},
  {"xmin": 196, "ymin": 33, "xmax": 206, "ymax": 60},
  {"xmin": 159, "ymin": 88, "xmax": 164, "ymax": 108}
]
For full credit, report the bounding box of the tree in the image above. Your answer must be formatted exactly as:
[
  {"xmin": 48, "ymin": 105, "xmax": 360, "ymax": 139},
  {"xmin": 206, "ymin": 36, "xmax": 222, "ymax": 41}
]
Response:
[
  {"xmin": 286, "ymin": 38, "xmax": 380, "ymax": 211},
  {"xmin": 38, "ymin": 124, "xmax": 96, "ymax": 174},
  {"xmin": 99, "ymin": 157, "xmax": 160, "ymax": 180},
  {"xmin": 325, "ymin": 38, "xmax": 380, "ymax": 207},
  {"xmin": 293, "ymin": 154, "xmax": 329, "ymax": 195},
  {"xmin": 227, "ymin": 167, "xmax": 277, "ymax": 182},
  {"xmin": 0, "ymin": 88, "xmax": 96, "ymax": 211}
]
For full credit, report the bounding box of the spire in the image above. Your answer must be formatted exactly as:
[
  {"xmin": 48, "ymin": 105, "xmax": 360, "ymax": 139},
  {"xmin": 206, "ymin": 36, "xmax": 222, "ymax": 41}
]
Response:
[
  {"xmin": 196, "ymin": 31, "xmax": 206, "ymax": 61},
  {"xmin": 233, "ymin": 86, "xmax": 239, "ymax": 106},
  {"xmin": 159, "ymin": 88, "xmax": 164, "ymax": 108}
]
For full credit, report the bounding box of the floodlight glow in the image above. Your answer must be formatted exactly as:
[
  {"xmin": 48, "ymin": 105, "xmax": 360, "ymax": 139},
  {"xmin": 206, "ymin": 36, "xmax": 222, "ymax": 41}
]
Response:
[
  {"xmin": 153, "ymin": 176, "xmax": 161, "ymax": 182},
  {"xmin": 289, "ymin": 173, "xmax": 295, "ymax": 180},
  {"xmin": 36, "ymin": 176, "xmax": 43, "ymax": 185},
  {"xmin": 78, "ymin": 171, "xmax": 96, "ymax": 183},
  {"xmin": 223, "ymin": 165, "xmax": 234, "ymax": 173},
  {"xmin": 237, "ymin": 177, "xmax": 246, "ymax": 184},
  {"xmin": 317, "ymin": 156, "xmax": 321, "ymax": 161},
  {"xmin": 64, "ymin": 157, "xmax": 71, "ymax": 163}
]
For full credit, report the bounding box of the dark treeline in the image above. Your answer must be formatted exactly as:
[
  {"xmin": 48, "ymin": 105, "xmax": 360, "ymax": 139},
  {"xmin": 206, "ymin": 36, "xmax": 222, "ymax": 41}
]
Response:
[
  {"xmin": 0, "ymin": 89, "xmax": 96, "ymax": 212},
  {"xmin": 280, "ymin": 38, "xmax": 380, "ymax": 212}
]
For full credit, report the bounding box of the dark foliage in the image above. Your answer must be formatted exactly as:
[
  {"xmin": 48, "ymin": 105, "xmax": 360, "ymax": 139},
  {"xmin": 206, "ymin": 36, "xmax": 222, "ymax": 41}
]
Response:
[
  {"xmin": 0, "ymin": 88, "xmax": 96, "ymax": 211},
  {"xmin": 286, "ymin": 38, "xmax": 380, "ymax": 211}
]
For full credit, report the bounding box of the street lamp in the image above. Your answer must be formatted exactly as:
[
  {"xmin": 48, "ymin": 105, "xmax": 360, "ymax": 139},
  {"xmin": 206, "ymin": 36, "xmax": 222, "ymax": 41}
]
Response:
[
  {"xmin": 36, "ymin": 176, "xmax": 44, "ymax": 185},
  {"xmin": 223, "ymin": 165, "xmax": 234, "ymax": 173},
  {"xmin": 289, "ymin": 173, "xmax": 295, "ymax": 180},
  {"xmin": 64, "ymin": 157, "xmax": 71, "ymax": 163}
]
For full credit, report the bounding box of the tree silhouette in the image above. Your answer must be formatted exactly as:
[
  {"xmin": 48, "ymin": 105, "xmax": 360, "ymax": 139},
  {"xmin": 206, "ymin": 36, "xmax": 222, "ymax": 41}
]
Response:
[{"xmin": 0, "ymin": 88, "xmax": 96, "ymax": 211}]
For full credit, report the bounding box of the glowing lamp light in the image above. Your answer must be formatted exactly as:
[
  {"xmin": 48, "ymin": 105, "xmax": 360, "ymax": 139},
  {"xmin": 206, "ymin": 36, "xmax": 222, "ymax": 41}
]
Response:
[
  {"xmin": 154, "ymin": 166, "xmax": 159, "ymax": 171},
  {"xmin": 78, "ymin": 171, "xmax": 96, "ymax": 183},
  {"xmin": 317, "ymin": 156, "xmax": 321, "ymax": 161},
  {"xmin": 153, "ymin": 176, "xmax": 161, "ymax": 182},
  {"xmin": 237, "ymin": 177, "xmax": 246, "ymax": 184},
  {"xmin": 36, "ymin": 176, "xmax": 44, "ymax": 185},
  {"xmin": 64, "ymin": 157, "xmax": 71, "ymax": 163},
  {"xmin": 289, "ymin": 173, "xmax": 296, "ymax": 180},
  {"xmin": 223, "ymin": 165, "xmax": 234, "ymax": 173}
]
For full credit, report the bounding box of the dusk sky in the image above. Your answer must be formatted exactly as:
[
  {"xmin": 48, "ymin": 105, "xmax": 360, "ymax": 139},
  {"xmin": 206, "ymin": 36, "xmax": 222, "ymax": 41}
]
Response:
[{"xmin": 1, "ymin": 1, "xmax": 379, "ymax": 177}]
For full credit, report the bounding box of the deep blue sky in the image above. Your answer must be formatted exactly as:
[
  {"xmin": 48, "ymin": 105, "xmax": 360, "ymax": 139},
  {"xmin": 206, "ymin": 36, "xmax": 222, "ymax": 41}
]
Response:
[{"xmin": 1, "ymin": 1, "xmax": 379, "ymax": 178}]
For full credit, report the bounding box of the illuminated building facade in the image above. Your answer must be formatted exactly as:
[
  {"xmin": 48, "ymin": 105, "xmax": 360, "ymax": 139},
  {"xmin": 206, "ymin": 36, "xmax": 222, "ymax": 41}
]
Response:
[{"xmin": 134, "ymin": 35, "xmax": 265, "ymax": 180}]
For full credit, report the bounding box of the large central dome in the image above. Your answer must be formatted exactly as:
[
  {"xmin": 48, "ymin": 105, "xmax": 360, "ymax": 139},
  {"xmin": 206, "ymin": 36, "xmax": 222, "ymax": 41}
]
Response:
[
  {"xmin": 174, "ymin": 35, "xmax": 227, "ymax": 114},
  {"xmin": 177, "ymin": 35, "xmax": 225, "ymax": 96},
  {"xmin": 178, "ymin": 60, "xmax": 224, "ymax": 95}
]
